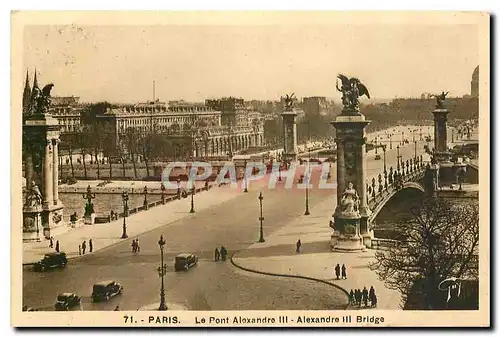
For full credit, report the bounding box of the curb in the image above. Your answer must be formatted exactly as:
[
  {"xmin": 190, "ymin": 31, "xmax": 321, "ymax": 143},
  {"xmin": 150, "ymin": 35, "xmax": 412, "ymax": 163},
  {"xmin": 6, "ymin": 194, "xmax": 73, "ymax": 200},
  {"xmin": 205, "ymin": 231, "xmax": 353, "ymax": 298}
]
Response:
[
  {"xmin": 22, "ymin": 186, "xmax": 245, "ymax": 267},
  {"xmin": 230, "ymin": 252, "xmax": 350, "ymax": 310}
]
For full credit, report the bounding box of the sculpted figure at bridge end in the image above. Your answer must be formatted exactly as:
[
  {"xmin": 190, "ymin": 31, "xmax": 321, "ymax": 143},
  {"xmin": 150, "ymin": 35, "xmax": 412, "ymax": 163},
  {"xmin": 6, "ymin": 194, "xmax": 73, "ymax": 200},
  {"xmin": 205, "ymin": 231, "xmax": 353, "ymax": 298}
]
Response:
[
  {"xmin": 339, "ymin": 181, "xmax": 360, "ymax": 218},
  {"xmin": 430, "ymin": 91, "xmax": 449, "ymax": 109}
]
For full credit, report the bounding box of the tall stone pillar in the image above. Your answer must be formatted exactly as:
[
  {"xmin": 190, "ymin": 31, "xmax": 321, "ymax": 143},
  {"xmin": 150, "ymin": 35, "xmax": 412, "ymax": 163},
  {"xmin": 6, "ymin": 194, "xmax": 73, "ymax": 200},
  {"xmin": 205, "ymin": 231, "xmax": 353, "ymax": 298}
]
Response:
[
  {"xmin": 331, "ymin": 114, "xmax": 371, "ymax": 251},
  {"xmin": 432, "ymin": 108, "xmax": 451, "ymax": 163},
  {"xmin": 52, "ymin": 138, "xmax": 59, "ymax": 205},
  {"xmin": 282, "ymin": 110, "xmax": 298, "ymax": 163}
]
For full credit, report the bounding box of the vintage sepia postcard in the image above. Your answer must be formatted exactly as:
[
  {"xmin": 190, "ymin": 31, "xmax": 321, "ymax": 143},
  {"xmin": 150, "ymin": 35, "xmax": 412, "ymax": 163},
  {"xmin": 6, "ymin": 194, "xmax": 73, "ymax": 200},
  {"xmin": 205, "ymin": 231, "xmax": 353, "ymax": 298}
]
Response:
[{"xmin": 11, "ymin": 11, "xmax": 490, "ymax": 327}]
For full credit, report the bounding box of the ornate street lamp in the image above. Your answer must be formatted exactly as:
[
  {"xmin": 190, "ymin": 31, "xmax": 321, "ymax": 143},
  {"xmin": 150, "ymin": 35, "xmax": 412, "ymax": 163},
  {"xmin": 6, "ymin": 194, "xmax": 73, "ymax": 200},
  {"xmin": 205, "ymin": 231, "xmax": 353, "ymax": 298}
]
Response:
[
  {"xmin": 157, "ymin": 235, "xmax": 167, "ymax": 311},
  {"xmin": 258, "ymin": 192, "xmax": 265, "ymax": 242},
  {"xmin": 383, "ymin": 145, "xmax": 387, "ymax": 173},
  {"xmin": 82, "ymin": 185, "xmax": 96, "ymax": 216},
  {"xmin": 244, "ymin": 160, "xmax": 248, "ymax": 193},
  {"xmin": 190, "ymin": 185, "xmax": 195, "ymax": 213},
  {"xmin": 121, "ymin": 191, "xmax": 129, "ymax": 239},
  {"xmin": 414, "ymin": 140, "xmax": 417, "ymax": 160},
  {"xmin": 396, "ymin": 145, "xmax": 401, "ymax": 171},
  {"xmin": 389, "ymin": 133, "xmax": 393, "ymax": 150},
  {"xmin": 304, "ymin": 171, "xmax": 310, "ymax": 216}
]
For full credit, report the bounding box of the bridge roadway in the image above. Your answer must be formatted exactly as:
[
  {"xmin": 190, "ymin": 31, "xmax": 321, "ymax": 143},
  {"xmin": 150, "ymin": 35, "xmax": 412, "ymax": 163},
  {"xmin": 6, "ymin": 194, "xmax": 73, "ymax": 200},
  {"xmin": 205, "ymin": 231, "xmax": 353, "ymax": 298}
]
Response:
[{"xmin": 22, "ymin": 139, "xmax": 427, "ymax": 311}]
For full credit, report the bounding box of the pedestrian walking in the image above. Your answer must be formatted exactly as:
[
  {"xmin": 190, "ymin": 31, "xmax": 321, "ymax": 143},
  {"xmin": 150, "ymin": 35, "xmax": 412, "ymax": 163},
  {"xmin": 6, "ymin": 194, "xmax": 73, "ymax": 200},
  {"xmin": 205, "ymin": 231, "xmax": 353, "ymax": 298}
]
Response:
[
  {"xmin": 78, "ymin": 245, "xmax": 82, "ymax": 256},
  {"xmin": 335, "ymin": 264, "xmax": 341, "ymax": 280},
  {"xmin": 131, "ymin": 240, "xmax": 136, "ymax": 253},
  {"xmin": 372, "ymin": 294, "xmax": 378, "ymax": 308},
  {"xmin": 55, "ymin": 240, "xmax": 60, "ymax": 253},
  {"xmin": 349, "ymin": 289, "xmax": 355, "ymax": 306},
  {"xmin": 296, "ymin": 239, "xmax": 302, "ymax": 253},
  {"xmin": 341, "ymin": 264, "xmax": 347, "ymax": 279},
  {"xmin": 136, "ymin": 239, "xmax": 140, "ymax": 252},
  {"xmin": 362, "ymin": 287, "xmax": 369, "ymax": 307},
  {"xmin": 355, "ymin": 289, "xmax": 362, "ymax": 307},
  {"xmin": 49, "ymin": 237, "xmax": 54, "ymax": 248},
  {"xmin": 82, "ymin": 241, "xmax": 86, "ymax": 255},
  {"xmin": 89, "ymin": 239, "xmax": 93, "ymax": 253},
  {"xmin": 214, "ymin": 247, "xmax": 220, "ymax": 262},
  {"xmin": 220, "ymin": 246, "xmax": 227, "ymax": 261},
  {"xmin": 369, "ymin": 286, "xmax": 375, "ymax": 305}
]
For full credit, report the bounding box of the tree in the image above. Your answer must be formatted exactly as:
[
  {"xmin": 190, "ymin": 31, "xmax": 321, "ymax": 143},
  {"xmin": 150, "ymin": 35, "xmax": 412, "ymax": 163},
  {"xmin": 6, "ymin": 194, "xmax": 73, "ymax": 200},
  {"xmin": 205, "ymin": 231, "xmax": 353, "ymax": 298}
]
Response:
[
  {"xmin": 370, "ymin": 198, "xmax": 479, "ymax": 310},
  {"xmin": 124, "ymin": 127, "xmax": 139, "ymax": 178}
]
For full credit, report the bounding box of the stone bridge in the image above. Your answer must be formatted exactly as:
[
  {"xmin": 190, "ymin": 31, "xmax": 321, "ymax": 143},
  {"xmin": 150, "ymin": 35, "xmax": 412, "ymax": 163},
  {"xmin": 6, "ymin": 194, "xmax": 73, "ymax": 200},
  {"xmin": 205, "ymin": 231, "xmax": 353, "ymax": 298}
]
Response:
[{"xmin": 366, "ymin": 155, "xmax": 427, "ymax": 224}]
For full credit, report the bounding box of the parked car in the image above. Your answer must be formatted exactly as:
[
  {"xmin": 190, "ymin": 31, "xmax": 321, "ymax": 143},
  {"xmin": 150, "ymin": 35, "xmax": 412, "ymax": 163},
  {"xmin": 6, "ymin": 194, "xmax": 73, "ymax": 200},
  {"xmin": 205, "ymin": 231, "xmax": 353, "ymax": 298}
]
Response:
[
  {"xmin": 374, "ymin": 155, "xmax": 381, "ymax": 160},
  {"xmin": 174, "ymin": 253, "xmax": 198, "ymax": 271},
  {"xmin": 33, "ymin": 252, "xmax": 67, "ymax": 272},
  {"xmin": 91, "ymin": 280, "xmax": 123, "ymax": 302},
  {"xmin": 54, "ymin": 293, "xmax": 81, "ymax": 311}
]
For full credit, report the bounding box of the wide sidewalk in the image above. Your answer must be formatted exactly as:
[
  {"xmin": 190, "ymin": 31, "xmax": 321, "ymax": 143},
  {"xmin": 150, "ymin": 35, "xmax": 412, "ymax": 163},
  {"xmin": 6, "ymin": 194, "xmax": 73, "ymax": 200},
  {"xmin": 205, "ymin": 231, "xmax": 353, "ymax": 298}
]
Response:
[
  {"xmin": 23, "ymin": 177, "xmax": 272, "ymax": 265},
  {"xmin": 232, "ymin": 196, "xmax": 403, "ymax": 310}
]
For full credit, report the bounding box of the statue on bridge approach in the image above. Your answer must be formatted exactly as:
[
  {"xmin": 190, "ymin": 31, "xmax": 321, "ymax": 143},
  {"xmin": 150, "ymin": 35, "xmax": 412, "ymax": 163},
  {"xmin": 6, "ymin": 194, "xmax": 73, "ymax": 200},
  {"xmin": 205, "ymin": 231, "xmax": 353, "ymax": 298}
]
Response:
[
  {"xmin": 339, "ymin": 181, "xmax": 360, "ymax": 218},
  {"xmin": 336, "ymin": 74, "xmax": 370, "ymax": 114},
  {"xmin": 430, "ymin": 91, "xmax": 449, "ymax": 109},
  {"xmin": 282, "ymin": 93, "xmax": 295, "ymax": 111},
  {"xmin": 25, "ymin": 181, "xmax": 42, "ymax": 207}
]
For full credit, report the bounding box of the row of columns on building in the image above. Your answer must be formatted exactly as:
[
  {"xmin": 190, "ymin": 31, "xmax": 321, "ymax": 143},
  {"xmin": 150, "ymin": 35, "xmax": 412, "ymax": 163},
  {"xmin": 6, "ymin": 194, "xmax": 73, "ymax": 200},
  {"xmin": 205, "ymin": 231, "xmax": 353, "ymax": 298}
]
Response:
[{"xmin": 193, "ymin": 133, "xmax": 263, "ymax": 157}]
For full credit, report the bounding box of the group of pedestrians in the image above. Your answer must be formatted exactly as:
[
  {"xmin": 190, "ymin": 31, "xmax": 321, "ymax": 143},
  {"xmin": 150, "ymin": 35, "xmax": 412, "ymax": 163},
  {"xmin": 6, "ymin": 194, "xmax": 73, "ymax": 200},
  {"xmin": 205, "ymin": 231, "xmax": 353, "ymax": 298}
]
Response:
[
  {"xmin": 78, "ymin": 239, "xmax": 93, "ymax": 255},
  {"xmin": 131, "ymin": 239, "xmax": 141, "ymax": 253},
  {"xmin": 214, "ymin": 246, "xmax": 228, "ymax": 261},
  {"xmin": 49, "ymin": 237, "xmax": 60, "ymax": 253},
  {"xmin": 334, "ymin": 263, "xmax": 347, "ymax": 280},
  {"xmin": 349, "ymin": 286, "xmax": 377, "ymax": 308},
  {"xmin": 109, "ymin": 210, "xmax": 119, "ymax": 221}
]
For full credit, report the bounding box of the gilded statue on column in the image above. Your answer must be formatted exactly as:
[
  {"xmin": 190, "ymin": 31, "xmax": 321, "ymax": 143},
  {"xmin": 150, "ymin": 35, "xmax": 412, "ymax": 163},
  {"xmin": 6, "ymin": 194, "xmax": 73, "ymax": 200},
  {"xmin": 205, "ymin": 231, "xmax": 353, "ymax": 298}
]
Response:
[{"xmin": 336, "ymin": 74, "xmax": 370, "ymax": 113}]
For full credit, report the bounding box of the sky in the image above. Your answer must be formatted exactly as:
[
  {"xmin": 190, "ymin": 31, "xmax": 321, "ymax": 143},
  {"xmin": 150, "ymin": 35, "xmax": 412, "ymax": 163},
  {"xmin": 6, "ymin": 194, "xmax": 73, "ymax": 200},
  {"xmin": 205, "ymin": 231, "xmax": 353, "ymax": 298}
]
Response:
[{"xmin": 22, "ymin": 24, "xmax": 479, "ymax": 103}]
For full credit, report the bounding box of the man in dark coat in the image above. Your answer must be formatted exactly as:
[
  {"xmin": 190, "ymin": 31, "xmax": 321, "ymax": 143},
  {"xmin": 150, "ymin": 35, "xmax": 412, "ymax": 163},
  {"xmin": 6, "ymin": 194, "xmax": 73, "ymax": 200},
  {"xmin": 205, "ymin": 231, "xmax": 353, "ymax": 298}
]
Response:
[
  {"xmin": 349, "ymin": 289, "xmax": 355, "ymax": 305},
  {"xmin": 214, "ymin": 248, "xmax": 220, "ymax": 261},
  {"xmin": 356, "ymin": 289, "xmax": 362, "ymax": 306},
  {"xmin": 49, "ymin": 237, "xmax": 53, "ymax": 248},
  {"xmin": 341, "ymin": 264, "xmax": 347, "ymax": 279},
  {"xmin": 220, "ymin": 246, "xmax": 227, "ymax": 261},
  {"xmin": 89, "ymin": 239, "xmax": 93, "ymax": 253},
  {"xmin": 296, "ymin": 239, "xmax": 302, "ymax": 253},
  {"xmin": 362, "ymin": 287, "xmax": 369, "ymax": 307},
  {"xmin": 369, "ymin": 286, "xmax": 375, "ymax": 305},
  {"xmin": 81, "ymin": 241, "xmax": 86, "ymax": 255},
  {"xmin": 55, "ymin": 240, "xmax": 60, "ymax": 253},
  {"xmin": 335, "ymin": 264, "xmax": 341, "ymax": 280}
]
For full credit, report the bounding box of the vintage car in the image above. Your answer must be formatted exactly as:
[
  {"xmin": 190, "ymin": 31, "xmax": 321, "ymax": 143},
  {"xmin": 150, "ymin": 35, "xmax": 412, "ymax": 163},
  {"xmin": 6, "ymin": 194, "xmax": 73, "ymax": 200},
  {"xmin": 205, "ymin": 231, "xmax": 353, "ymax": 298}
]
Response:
[
  {"xmin": 374, "ymin": 154, "xmax": 382, "ymax": 160},
  {"xmin": 174, "ymin": 253, "xmax": 198, "ymax": 271},
  {"xmin": 54, "ymin": 293, "xmax": 81, "ymax": 311},
  {"xmin": 33, "ymin": 252, "xmax": 67, "ymax": 272},
  {"xmin": 91, "ymin": 280, "xmax": 123, "ymax": 302}
]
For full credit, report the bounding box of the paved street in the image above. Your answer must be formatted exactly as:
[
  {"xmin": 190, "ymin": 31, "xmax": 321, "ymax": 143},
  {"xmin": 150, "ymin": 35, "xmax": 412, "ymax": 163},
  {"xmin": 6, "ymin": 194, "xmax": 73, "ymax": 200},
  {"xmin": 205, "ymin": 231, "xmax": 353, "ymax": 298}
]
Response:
[
  {"xmin": 23, "ymin": 165, "xmax": 348, "ymax": 311},
  {"xmin": 23, "ymin": 125, "xmax": 429, "ymax": 311}
]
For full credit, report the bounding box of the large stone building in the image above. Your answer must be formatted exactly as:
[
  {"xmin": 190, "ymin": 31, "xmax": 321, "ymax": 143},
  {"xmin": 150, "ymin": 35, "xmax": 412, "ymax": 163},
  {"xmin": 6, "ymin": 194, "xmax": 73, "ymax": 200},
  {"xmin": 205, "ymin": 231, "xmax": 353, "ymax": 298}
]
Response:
[{"xmin": 96, "ymin": 97, "xmax": 264, "ymax": 159}]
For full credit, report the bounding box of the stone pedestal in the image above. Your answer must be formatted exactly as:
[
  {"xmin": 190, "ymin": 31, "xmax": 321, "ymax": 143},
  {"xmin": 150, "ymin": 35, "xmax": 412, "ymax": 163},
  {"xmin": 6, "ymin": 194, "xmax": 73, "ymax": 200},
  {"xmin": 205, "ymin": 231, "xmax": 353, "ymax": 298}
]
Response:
[
  {"xmin": 84, "ymin": 213, "xmax": 96, "ymax": 225},
  {"xmin": 23, "ymin": 205, "xmax": 43, "ymax": 242},
  {"xmin": 432, "ymin": 108, "xmax": 452, "ymax": 163},
  {"xmin": 330, "ymin": 112, "xmax": 373, "ymax": 250},
  {"xmin": 331, "ymin": 215, "xmax": 366, "ymax": 252},
  {"xmin": 24, "ymin": 113, "xmax": 66, "ymax": 239},
  {"xmin": 282, "ymin": 110, "xmax": 298, "ymax": 163}
]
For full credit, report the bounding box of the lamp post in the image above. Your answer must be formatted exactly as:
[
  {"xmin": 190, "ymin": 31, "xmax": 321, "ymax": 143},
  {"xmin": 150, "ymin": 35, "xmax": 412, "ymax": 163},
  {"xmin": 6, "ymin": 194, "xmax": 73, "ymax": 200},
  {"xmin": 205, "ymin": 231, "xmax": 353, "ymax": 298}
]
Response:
[
  {"xmin": 278, "ymin": 162, "xmax": 282, "ymax": 181},
  {"xmin": 190, "ymin": 186, "xmax": 195, "ymax": 213},
  {"xmin": 414, "ymin": 140, "xmax": 417, "ymax": 160},
  {"xmin": 383, "ymin": 145, "xmax": 387, "ymax": 172},
  {"xmin": 121, "ymin": 191, "xmax": 129, "ymax": 239},
  {"xmin": 258, "ymin": 192, "xmax": 265, "ymax": 243},
  {"xmin": 176, "ymin": 179, "xmax": 181, "ymax": 200},
  {"xmin": 244, "ymin": 160, "xmax": 248, "ymax": 193},
  {"xmin": 389, "ymin": 133, "xmax": 393, "ymax": 149},
  {"xmin": 157, "ymin": 235, "xmax": 167, "ymax": 311},
  {"xmin": 375, "ymin": 136, "xmax": 378, "ymax": 154},
  {"xmin": 304, "ymin": 170, "xmax": 310, "ymax": 216},
  {"xmin": 396, "ymin": 145, "xmax": 401, "ymax": 171}
]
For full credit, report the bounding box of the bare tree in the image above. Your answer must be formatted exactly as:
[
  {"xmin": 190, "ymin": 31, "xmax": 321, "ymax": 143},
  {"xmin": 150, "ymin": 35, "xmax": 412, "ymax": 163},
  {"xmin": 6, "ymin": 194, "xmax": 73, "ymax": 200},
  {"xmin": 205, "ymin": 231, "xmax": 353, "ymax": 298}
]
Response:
[
  {"xmin": 124, "ymin": 127, "xmax": 139, "ymax": 179},
  {"xmin": 370, "ymin": 198, "xmax": 479, "ymax": 310}
]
